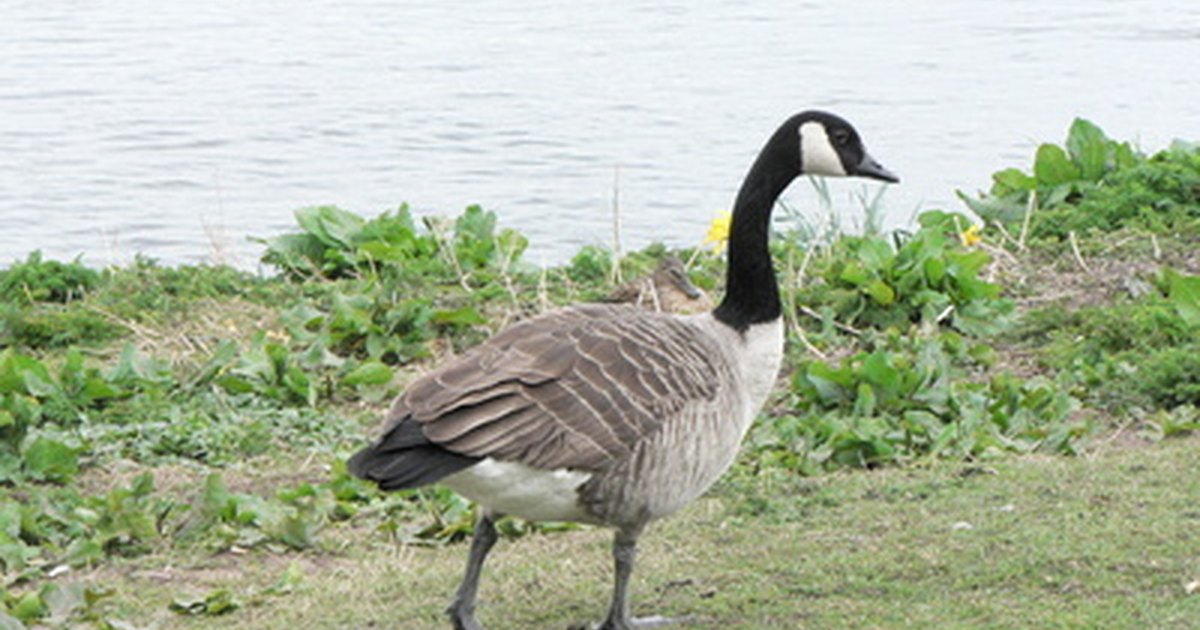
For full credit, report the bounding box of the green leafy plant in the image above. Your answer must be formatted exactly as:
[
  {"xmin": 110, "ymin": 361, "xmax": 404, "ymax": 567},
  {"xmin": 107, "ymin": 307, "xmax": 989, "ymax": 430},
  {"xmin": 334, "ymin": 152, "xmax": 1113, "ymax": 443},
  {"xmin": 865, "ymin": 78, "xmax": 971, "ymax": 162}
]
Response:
[
  {"xmin": 0, "ymin": 252, "xmax": 99, "ymax": 305},
  {"xmin": 1010, "ymin": 269, "xmax": 1200, "ymax": 414},
  {"xmin": 0, "ymin": 472, "xmax": 170, "ymax": 576},
  {"xmin": 750, "ymin": 333, "xmax": 1083, "ymax": 475},
  {"xmin": 0, "ymin": 302, "xmax": 124, "ymax": 350},
  {"xmin": 169, "ymin": 589, "xmax": 239, "ymax": 617},
  {"xmin": 960, "ymin": 118, "xmax": 1200, "ymax": 239},
  {"xmin": 795, "ymin": 211, "xmax": 1013, "ymax": 335},
  {"xmin": 1163, "ymin": 267, "xmax": 1200, "ymax": 326},
  {"xmin": 257, "ymin": 204, "xmax": 526, "ymax": 283}
]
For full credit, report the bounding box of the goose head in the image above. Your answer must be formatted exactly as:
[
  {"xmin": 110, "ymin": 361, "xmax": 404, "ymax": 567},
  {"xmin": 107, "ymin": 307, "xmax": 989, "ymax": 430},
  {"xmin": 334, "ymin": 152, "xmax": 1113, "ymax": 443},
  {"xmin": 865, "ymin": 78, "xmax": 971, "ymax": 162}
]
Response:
[
  {"xmin": 604, "ymin": 255, "xmax": 713, "ymax": 314},
  {"xmin": 791, "ymin": 110, "xmax": 899, "ymax": 183},
  {"xmin": 652, "ymin": 255, "xmax": 704, "ymax": 300},
  {"xmin": 715, "ymin": 111, "xmax": 896, "ymax": 331}
]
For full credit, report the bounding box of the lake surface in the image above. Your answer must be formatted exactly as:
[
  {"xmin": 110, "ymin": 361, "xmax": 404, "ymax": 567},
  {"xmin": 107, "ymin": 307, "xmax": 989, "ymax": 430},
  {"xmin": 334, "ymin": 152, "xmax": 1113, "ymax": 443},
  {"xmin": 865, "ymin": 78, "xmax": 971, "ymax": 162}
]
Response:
[{"xmin": 2, "ymin": 1, "xmax": 1198, "ymax": 269}]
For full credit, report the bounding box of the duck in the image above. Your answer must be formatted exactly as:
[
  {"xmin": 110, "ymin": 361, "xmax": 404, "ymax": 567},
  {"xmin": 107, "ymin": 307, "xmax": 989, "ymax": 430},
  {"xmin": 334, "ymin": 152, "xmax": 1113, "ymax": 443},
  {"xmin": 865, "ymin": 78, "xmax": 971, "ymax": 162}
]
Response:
[
  {"xmin": 603, "ymin": 255, "xmax": 713, "ymax": 314},
  {"xmin": 348, "ymin": 110, "xmax": 898, "ymax": 630}
]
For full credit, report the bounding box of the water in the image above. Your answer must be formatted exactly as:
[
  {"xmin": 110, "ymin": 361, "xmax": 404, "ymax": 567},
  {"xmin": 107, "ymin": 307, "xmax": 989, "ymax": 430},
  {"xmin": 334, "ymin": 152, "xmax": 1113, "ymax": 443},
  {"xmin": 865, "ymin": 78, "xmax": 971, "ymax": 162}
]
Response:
[{"xmin": 2, "ymin": 1, "xmax": 1198, "ymax": 269}]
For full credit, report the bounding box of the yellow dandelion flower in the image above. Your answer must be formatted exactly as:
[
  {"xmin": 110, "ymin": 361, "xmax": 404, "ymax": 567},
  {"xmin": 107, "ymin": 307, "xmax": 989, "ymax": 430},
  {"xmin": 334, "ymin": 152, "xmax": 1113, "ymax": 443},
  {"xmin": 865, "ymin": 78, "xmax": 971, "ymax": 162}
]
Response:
[
  {"xmin": 960, "ymin": 224, "xmax": 982, "ymax": 247},
  {"xmin": 702, "ymin": 210, "xmax": 732, "ymax": 254}
]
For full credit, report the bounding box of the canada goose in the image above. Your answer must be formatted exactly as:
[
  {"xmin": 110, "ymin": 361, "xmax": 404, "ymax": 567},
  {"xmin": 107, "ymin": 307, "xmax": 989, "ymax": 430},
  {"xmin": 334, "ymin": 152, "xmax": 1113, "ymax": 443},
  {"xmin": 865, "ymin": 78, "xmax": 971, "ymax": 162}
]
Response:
[
  {"xmin": 348, "ymin": 111, "xmax": 897, "ymax": 630},
  {"xmin": 604, "ymin": 255, "xmax": 714, "ymax": 314}
]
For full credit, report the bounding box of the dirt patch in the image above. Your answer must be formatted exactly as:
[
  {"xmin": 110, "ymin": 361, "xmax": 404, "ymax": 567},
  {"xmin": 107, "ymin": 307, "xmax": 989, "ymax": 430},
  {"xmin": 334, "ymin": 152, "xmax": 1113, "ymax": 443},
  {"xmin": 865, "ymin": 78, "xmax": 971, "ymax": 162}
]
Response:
[
  {"xmin": 75, "ymin": 459, "xmax": 208, "ymax": 497},
  {"xmin": 997, "ymin": 232, "xmax": 1200, "ymax": 312}
]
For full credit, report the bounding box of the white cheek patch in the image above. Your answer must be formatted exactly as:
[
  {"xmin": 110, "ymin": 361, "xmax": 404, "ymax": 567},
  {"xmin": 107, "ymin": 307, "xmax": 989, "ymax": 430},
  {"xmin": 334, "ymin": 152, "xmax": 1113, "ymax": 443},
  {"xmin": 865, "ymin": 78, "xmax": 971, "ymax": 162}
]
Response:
[{"xmin": 799, "ymin": 121, "xmax": 847, "ymax": 177}]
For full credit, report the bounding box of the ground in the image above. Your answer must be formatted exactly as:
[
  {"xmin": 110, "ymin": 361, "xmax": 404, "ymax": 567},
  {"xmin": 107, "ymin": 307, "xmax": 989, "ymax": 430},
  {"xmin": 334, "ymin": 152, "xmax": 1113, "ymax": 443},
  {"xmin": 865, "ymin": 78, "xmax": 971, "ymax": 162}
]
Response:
[{"xmin": 74, "ymin": 433, "xmax": 1199, "ymax": 629}]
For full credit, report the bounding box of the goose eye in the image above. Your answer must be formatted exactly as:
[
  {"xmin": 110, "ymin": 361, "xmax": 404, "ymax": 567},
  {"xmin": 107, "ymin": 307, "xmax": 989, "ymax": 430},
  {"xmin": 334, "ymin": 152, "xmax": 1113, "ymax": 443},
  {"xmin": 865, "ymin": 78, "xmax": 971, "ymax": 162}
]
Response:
[{"xmin": 831, "ymin": 129, "xmax": 850, "ymax": 146}]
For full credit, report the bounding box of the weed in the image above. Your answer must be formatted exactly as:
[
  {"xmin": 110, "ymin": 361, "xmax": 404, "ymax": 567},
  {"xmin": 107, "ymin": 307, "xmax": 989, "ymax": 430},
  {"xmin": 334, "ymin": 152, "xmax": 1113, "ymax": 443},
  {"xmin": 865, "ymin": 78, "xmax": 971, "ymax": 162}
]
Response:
[
  {"xmin": 961, "ymin": 118, "xmax": 1200, "ymax": 240},
  {"xmin": 0, "ymin": 252, "xmax": 99, "ymax": 305},
  {"xmin": 750, "ymin": 332, "xmax": 1083, "ymax": 475},
  {"xmin": 791, "ymin": 210, "xmax": 1013, "ymax": 336}
]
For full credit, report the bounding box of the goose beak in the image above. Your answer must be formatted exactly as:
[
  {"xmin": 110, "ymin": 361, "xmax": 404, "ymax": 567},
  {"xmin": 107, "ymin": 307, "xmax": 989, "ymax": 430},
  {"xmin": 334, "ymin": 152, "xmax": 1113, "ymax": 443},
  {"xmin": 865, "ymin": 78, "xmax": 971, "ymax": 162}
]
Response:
[{"xmin": 854, "ymin": 152, "xmax": 899, "ymax": 183}]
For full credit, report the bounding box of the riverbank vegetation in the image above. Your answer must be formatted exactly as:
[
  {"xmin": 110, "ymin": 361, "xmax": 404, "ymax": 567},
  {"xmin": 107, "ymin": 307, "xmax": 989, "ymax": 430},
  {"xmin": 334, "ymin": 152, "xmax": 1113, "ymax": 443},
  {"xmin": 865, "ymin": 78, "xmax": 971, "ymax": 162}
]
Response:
[{"xmin": 2, "ymin": 120, "xmax": 1198, "ymax": 628}]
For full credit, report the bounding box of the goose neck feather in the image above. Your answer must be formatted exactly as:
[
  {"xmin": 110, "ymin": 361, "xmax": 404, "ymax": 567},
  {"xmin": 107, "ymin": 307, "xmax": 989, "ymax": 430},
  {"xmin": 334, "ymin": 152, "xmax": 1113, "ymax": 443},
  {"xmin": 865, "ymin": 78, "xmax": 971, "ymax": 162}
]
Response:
[{"xmin": 713, "ymin": 118, "xmax": 801, "ymax": 332}]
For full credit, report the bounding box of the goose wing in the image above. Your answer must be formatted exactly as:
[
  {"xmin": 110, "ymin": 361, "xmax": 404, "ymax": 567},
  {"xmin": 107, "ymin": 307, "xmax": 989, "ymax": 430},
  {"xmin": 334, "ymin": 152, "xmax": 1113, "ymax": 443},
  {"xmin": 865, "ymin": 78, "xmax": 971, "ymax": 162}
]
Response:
[{"xmin": 384, "ymin": 304, "xmax": 722, "ymax": 475}]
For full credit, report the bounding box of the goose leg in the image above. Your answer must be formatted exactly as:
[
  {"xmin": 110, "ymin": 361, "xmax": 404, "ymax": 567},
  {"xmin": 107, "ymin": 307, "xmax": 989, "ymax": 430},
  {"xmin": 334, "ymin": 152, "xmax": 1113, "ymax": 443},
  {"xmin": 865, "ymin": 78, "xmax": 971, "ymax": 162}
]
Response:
[
  {"xmin": 596, "ymin": 524, "xmax": 676, "ymax": 630},
  {"xmin": 446, "ymin": 512, "xmax": 500, "ymax": 630}
]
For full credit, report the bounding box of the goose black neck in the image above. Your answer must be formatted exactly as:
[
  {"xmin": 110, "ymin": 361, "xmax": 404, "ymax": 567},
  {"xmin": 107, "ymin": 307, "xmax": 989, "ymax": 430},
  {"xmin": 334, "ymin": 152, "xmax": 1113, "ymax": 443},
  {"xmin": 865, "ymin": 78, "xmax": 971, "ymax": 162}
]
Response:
[{"xmin": 712, "ymin": 122, "xmax": 800, "ymax": 333}]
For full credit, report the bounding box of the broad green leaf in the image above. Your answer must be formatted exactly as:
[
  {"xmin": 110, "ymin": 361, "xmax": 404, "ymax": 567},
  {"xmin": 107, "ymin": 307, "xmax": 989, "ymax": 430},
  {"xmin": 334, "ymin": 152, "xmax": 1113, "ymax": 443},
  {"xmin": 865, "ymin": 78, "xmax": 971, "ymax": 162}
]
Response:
[
  {"xmin": 0, "ymin": 537, "xmax": 38, "ymax": 573},
  {"xmin": 431, "ymin": 306, "xmax": 487, "ymax": 327},
  {"xmin": 852, "ymin": 382, "xmax": 877, "ymax": 417},
  {"xmin": 0, "ymin": 503, "xmax": 18, "ymax": 538},
  {"xmin": 342, "ymin": 361, "xmax": 393, "ymax": 387},
  {"xmin": 260, "ymin": 233, "xmax": 324, "ymax": 274},
  {"xmin": 838, "ymin": 262, "xmax": 869, "ymax": 287},
  {"xmin": 855, "ymin": 238, "xmax": 895, "ymax": 270},
  {"xmin": 82, "ymin": 377, "xmax": 122, "ymax": 401},
  {"xmin": 955, "ymin": 190, "xmax": 1027, "ymax": 225},
  {"xmin": 64, "ymin": 538, "xmax": 103, "ymax": 568},
  {"xmin": 903, "ymin": 410, "xmax": 943, "ymax": 435},
  {"xmin": 283, "ymin": 367, "xmax": 316, "ymax": 406},
  {"xmin": 1041, "ymin": 182, "xmax": 1075, "ymax": 207},
  {"xmin": 20, "ymin": 370, "xmax": 59, "ymax": 399},
  {"xmin": 295, "ymin": 206, "xmax": 364, "ymax": 249},
  {"xmin": 863, "ymin": 280, "xmax": 896, "ymax": 306},
  {"xmin": 0, "ymin": 452, "xmax": 22, "ymax": 484},
  {"xmin": 991, "ymin": 168, "xmax": 1037, "ymax": 195},
  {"xmin": 1065, "ymin": 118, "xmax": 1110, "ymax": 181},
  {"xmin": 169, "ymin": 589, "xmax": 239, "ymax": 616},
  {"xmin": 1033, "ymin": 144, "xmax": 1081, "ymax": 186},
  {"xmin": 861, "ymin": 352, "xmax": 901, "ymax": 396},
  {"xmin": 946, "ymin": 249, "xmax": 992, "ymax": 279},
  {"xmin": 915, "ymin": 210, "xmax": 961, "ymax": 232},
  {"xmin": 805, "ymin": 362, "xmax": 853, "ymax": 404},
  {"xmin": 923, "ymin": 257, "xmax": 946, "ymax": 285},
  {"xmin": 10, "ymin": 591, "xmax": 46, "ymax": 623},
  {"xmin": 454, "ymin": 205, "xmax": 500, "ymax": 268},
  {"xmin": 201, "ymin": 474, "xmax": 234, "ymax": 521},
  {"xmin": 1113, "ymin": 142, "xmax": 1139, "ymax": 170},
  {"xmin": 214, "ymin": 375, "xmax": 255, "ymax": 395},
  {"xmin": 356, "ymin": 240, "xmax": 410, "ymax": 263},
  {"xmin": 107, "ymin": 343, "xmax": 172, "ymax": 387},
  {"xmin": 22, "ymin": 438, "xmax": 78, "ymax": 483},
  {"xmin": 932, "ymin": 423, "xmax": 957, "ymax": 454},
  {"xmin": 0, "ymin": 351, "xmax": 54, "ymax": 396},
  {"xmin": 1165, "ymin": 269, "xmax": 1200, "ymax": 325}
]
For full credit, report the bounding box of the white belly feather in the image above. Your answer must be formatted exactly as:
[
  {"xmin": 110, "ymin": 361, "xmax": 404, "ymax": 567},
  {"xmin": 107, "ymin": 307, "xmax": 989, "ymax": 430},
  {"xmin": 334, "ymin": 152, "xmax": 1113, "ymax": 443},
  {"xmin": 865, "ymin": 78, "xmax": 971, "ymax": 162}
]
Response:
[{"xmin": 442, "ymin": 458, "xmax": 594, "ymax": 522}]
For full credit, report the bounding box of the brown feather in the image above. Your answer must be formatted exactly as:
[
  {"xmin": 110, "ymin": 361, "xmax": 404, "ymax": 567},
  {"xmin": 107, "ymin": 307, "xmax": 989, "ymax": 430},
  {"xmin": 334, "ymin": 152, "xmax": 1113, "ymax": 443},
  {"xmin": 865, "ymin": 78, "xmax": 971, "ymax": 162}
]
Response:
[{"xmin": 385, "ymin": 304, "xmax": 722, "ymax": 473}]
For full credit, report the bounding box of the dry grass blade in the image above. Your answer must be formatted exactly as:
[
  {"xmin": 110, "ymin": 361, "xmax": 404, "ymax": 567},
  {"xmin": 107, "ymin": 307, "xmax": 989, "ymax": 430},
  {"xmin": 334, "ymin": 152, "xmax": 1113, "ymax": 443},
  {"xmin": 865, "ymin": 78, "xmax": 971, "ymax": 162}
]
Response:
[
  {"xmin": 610, "ymin": 165, "xmax": 624, "ymax": 286},
  {"xmin": 797, "ymin": 304, "xmax": 861, "ymax": 337},
  {"xmin": 1018, "ymin": 189, "xmax": 1037, "ymax": 251},
  {"xmin": 1068, "ymin": 230, "xmax": 1091, "ymax": 273}
]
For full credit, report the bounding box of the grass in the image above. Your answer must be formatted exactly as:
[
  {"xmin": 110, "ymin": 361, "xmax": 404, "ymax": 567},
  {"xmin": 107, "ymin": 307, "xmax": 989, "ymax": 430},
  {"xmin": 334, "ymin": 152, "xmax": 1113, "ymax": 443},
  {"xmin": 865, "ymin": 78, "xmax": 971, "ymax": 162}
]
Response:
[{"xmin": 66, "ymin": 433, "xmax": 1200, "ymax": 629}]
